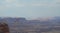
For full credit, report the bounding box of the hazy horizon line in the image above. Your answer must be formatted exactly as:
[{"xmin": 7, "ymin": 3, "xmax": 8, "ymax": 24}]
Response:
[{"xmin": 0, "ymin": 16, "xmax": 60, "ymax": 20}]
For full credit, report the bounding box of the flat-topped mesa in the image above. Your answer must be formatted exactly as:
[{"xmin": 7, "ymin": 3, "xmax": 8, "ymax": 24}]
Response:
[
  {"xmin": 0, "ymin": 23, "xmax": 9, "ymax": 33},
  {"xmin": 4, "ymin": 17, "xmax": 26, "ymax": 21},
  {"xmin": 15, "ymin": 18, "xmax": 26, "ymax": 21}
]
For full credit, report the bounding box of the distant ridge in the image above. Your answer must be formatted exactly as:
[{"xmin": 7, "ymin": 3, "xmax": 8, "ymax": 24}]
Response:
[{"xmin": 31, "ymin": 16, "xmax": 60, "ymax": 21}]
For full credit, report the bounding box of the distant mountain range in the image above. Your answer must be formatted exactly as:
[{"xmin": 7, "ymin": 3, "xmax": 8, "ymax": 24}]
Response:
[
  {"xmin": 0, "ymin": 17, "xmax": 60, "ymax": 26},
  {"xmin": 0, "ymin": 17, "xmax": 60, "ymax": 33}
]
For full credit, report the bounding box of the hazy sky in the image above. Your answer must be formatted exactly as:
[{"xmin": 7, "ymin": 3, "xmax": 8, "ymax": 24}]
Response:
[{"xmin": 0, "ymin": 0, "xmax": 60, "ymax": 19}]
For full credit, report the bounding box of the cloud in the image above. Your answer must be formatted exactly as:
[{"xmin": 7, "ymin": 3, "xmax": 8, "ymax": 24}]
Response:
[
  {"xmin": 0, "ymin": 0, "xmax": 25, "ymax": 10},
  {"xmin": 56, "ymin": 0, "xmax": 60, "ymax": 2},
  {"xmin": 30, "ymin": 0, "xmax": 60, "ymax": 7},
  {"xmin": 6, "ymin": 0, "xmax": 24, "ymax": 7},
  {"xmin": 15, "ymin": 3, "xmax": 25, "ymax": 7},
  {"xmin": 5, "ymin": 0, "xmax": 17, "ymax": 3},
  {"xmin": 0, "ymin": 0, "xmax": 60, "ymax": 8},
  {"xmin": 0, "ymin": 0, "xmax": 25, "ymax": 8},
  {"xmin": 31, "ymin": 3, "xmax": 48, "ymax": 6}
]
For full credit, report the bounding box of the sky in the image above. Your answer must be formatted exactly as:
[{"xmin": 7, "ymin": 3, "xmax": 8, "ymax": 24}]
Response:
[{"xmin": 0, "ymin": 0, "xmax": 60, "ymax": 19}]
